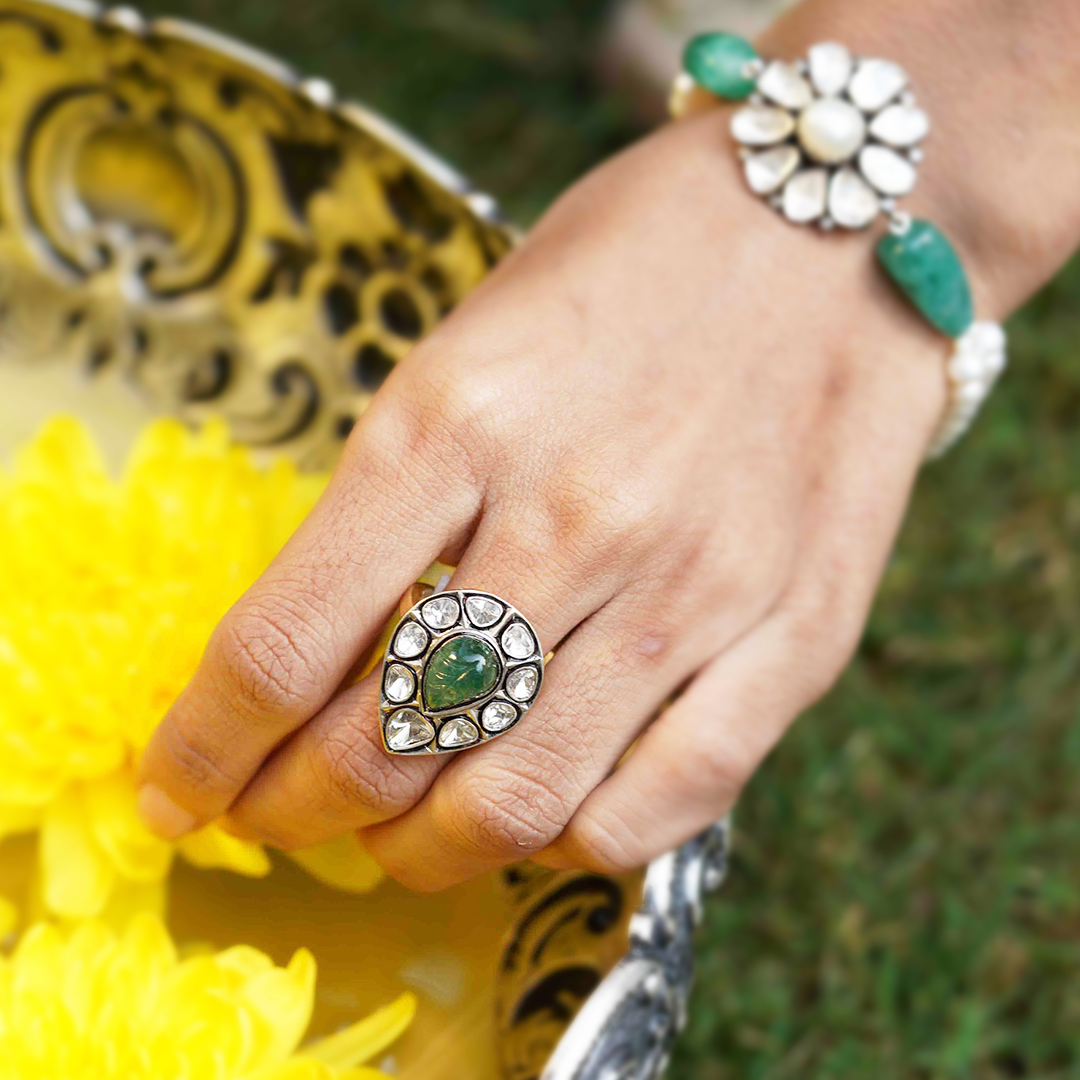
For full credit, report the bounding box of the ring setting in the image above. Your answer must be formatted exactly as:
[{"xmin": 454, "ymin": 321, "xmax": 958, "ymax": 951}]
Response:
[{"xmin": 380, "ymin": 590, "xmax": 545, "ymax": 755}]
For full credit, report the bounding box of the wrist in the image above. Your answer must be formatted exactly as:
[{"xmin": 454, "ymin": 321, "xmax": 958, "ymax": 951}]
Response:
[{"xmin": 757, "ymin": 0, "xmax": 1080, "ymax": 319}]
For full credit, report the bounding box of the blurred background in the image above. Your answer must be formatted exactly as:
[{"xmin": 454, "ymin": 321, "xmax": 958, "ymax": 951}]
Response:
[{"xmin": 133, "ymin": 0, "xmax": 1080, "ymax": 1076}]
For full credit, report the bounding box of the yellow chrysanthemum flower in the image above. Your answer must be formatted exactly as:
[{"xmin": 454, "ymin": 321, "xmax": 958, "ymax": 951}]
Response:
[
  {"xmin": 0, "ymin": 913, "xmax": 415, "ymax": 1079},
  {"xmin": 0, "ymin": 897, "xmax": 15, "ymax": 940},
  {"xmin": 0, "ymin": 418, "xmax": 383, "ymax": 921}
]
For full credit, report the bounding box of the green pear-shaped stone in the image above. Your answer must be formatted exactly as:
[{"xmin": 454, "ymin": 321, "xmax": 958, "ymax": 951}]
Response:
[
  {"xmin": 683, "ymin": 32, "xmax": 759, "ymax": 100},
  {"xmin": 876, "ymin": 220, "xmax": 974, "ymax": 339},
  {"xmin": 422, "ymin": 635, "xmax": 500, "ymax": 711}
]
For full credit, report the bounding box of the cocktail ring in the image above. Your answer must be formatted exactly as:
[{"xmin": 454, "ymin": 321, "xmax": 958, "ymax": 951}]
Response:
[{"xmin": 380, "ymin": 590, "xmax": 545, "ymax": 755}]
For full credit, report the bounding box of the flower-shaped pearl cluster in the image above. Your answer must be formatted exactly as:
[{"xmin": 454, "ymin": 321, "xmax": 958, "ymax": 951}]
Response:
[{"xmin": 731, "ymin": 43, "xmax": 929, "ymax": 229}]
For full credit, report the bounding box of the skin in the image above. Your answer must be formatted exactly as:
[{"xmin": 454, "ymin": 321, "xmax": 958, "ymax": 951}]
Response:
[{"xmin": 136, "ymin": 0, "xmax": 1080, "ymax": 889}]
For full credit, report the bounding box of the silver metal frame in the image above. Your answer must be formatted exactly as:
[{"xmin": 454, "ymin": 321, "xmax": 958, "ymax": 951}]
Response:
[
  {"xmin": 543, "ymin": 819, "xmax": 731, "ymax": 1080},
  {"xmin": 719, "ymin": 46, "xmax": 928, "ymax": 231}
]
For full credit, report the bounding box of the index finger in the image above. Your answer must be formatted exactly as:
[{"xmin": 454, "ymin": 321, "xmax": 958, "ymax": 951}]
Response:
[{"xmin": 136, "ymin": 395, "xmax": 481, "ymax": 839}]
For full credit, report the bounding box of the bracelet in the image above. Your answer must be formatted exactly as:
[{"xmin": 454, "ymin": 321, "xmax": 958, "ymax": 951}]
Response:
[{"xmin": 670, "ymin": 33, "xmax": 1007, "ymax": 458}]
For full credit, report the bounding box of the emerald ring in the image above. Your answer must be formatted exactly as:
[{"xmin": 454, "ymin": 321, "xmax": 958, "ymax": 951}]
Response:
[{"xmin": 380, "ymin": 590, "xmax": 545, "ymax": 755}]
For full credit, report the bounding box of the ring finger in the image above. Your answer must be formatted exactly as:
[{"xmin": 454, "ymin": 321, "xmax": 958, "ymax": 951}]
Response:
[{"xmin": 224, "ymin": 500, "xmax": 630, "ymax": 849}]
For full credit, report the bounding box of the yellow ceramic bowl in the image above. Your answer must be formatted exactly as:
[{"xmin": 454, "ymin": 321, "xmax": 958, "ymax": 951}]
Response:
[{"xmin": 0, "ymin": 3, "xmax": 728, "ymax": 1078}]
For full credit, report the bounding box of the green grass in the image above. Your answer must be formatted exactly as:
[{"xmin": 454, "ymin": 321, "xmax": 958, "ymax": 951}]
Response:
[{"xmin": 136, "ymin": 1, "xmax": 1080, "ymax": 1075}]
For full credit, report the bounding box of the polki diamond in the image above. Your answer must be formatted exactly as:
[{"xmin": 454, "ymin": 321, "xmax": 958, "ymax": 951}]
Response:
[{"xmin": 506, "ymin": 666, "xmax": 539, "ymax": 702}]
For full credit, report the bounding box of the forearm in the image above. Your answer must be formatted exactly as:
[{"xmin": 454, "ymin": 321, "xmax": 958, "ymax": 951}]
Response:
[{"xmin": 760, "ymin": 0, "xmax": 1080, "ymax": 317}]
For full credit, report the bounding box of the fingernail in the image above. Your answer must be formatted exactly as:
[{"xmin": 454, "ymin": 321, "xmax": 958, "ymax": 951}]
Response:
[{"xmin": 137, "ymin": 784, "xmax": 198, "ymax": 840}]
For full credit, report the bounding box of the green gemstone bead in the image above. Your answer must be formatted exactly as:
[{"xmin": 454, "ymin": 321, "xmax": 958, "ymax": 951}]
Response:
[
  {"xmin": 876, "ymin": 220, "xmax": 975, "ymax": 339},
  {"xmin": 683, "ymin": 33, "xmax": 759, "ymax": 101},
  {"xmin": 423, "ymin": 635, "xmax": 500, "ymax": 711}
]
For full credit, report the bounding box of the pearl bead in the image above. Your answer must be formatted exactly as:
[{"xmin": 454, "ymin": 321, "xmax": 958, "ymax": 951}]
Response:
[{"xmin": 797, "ymin": 98, "xmax": 866, "ymax": 165}]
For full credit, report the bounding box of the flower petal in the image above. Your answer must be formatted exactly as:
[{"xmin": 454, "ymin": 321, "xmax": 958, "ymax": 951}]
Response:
[
  {"xmin": 62, "ymin": 921, "xmax": 118, "ymax": 1026},
  {"xmin": 177, "ymin": 825, "xmax": 272, "ymax": 877},
  {"xmin": 286, "ymin": 833, "xmax": 385, "ymax": 894},
  {"xmin": 243, "ymin": 948, "xmax": 318, "ymax": 1067},
  {"xmin": 10, "ymin": 922, "xmax": 66, "ymax": 996},
  {"xmin": 111, "ymin": 910, "xmax": 178, "ymax": 1029},
  {"xmin": 245, "ymin": 1061, "xmax": 338, "ymax": 1080},
  {"xmin": 302, "ymin": 993, "xmax": 417, "ymax": 1069},
  {"xmin": 40, "ymin": 790, "xmax": 115, "ymax": 919},
  {"xmin": 86, "ymin": 773, "xmax": 174, "ymax": 883}
]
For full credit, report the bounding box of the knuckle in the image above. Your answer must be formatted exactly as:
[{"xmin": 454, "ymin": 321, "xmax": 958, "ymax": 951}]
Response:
[
  {"xmin": 359, "ymin": 369, "xmax": 487, "ymax": 502},
  {"xmin": 541, "ymin": 466, "xmax": 662, "ymax": 567},
  {"xmin": 563, "ymin": 813, "xmax": 643, "ymax": 875},
  {"xmin": 215, "ymin": 600, "xmax": 327, "ymax": 717},
  {"xmin": 687, "ymin": 740, "xmax": 755, "ymax": 803},
  {"xmin": 778, "ymin": 586, "xmax": 867, "ymax": 703},
  {"xmin": 672, "ymin": 525, "xmax": 789, "ymax": 625},
  {"xmin": 310, "ymin": 719, "xmax": 418, "ymax": 820},
  {"xmin": 659, "ymin": 733, "xmax": 753, "ymax": 808},
  {"xmin": 165, "ymin": 713, "xmax": 242, "ymax": 794},
  {"xmin": 409, "ymin": 358, "xmax": 496, "ymax": 443},
  {"xmin": 443, "ymin": 770, "xmax": 570, "ymax": 859}
]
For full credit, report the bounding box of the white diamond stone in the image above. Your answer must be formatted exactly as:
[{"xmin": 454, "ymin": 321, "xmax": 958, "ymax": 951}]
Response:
[
  {"xmin": 422, "ymin": 596, "xmax": 460, "ymax": 630},
  {"xmin": 797, "ymin": 98, "xmax": 867, "ymax": 165},
  {"xmin": 744, "ymin": 146, "xmax": 800, "ymax": 195},
  {"xmin": 482, "ymin": 701, "xmax": 518, "ymax": 733},
  {"xmin": 782, "ymin": 169, "xmax": 828, "ymax": 223},
  {"xmin": 501, "ymin": 623, "xmax": 536, "ymax": 660},
  {"xmin": 869, "ymin": 104, "xmax": 929, "ymax": 147},
  {"xmin": 385, "ymin": 663, "xmax": 416, "ymax": 704},
  {"xmin": 465, "ymin": 595, "xmax": 504, "ymax": 628},
  {"xmin": 386, "ymin": 709, "xmax": 435, "ymax": 751},
  {"xmin": 394, "ymin": 620, "xmax": 428, "ymax": 659},
  {"xmin": 437, "ymin": 717, "xmax": 480, "ymax": 750},
  {"xmin": 731, "ymin": 106, "xmax": 795, "ymax": 147},
  {"xmin": 506, "ymin": 666, "xmax": 539, "ymax": 702},
  {"xmin": 808, "ymin": 42, "xmax": 853, "ymax": 97},
  {"xmin": 757, "ymin": 61, "xmax": 812, "ymax": 110},
  {"xmin": 828, "ymin": 168, "xmax": 880, "ymax": 229},
  {"xmin": 848, "ymin": 59, "xmax": 908, "ymax": 112},
  {"xmin": 858, "ymin": 145, "xmax": 917, "ymax": 196}
]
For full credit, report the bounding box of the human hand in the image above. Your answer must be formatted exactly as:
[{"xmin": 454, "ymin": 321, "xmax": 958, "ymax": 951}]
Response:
[{"xmin": 136, "ymin": 0, "xmax": 1079, "ymax": 889}]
